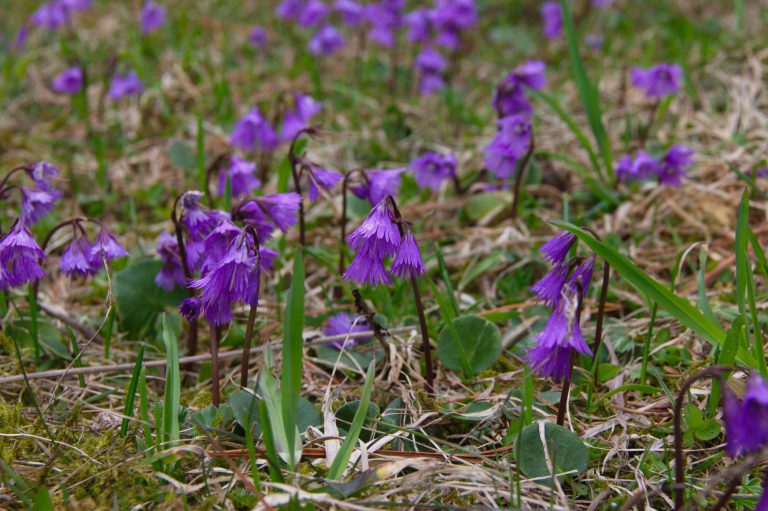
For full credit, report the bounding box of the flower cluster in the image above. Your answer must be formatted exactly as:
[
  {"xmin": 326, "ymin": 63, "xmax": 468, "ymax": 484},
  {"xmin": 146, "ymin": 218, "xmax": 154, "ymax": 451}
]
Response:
[
  {"xmin": 527, "ymin": 232, "xmax": 594, "ymax": 382},
  {"xmin": 60, "ymin": 224, "xmax": 127, "ymax": 278},
  {"xmin": 29, "ymin": 0, "xmax": 91, "ymax": 31},
  {"xmin": 631, "ymin": 63, "xmax": 683, "ymax": 99},
  {"xmin": 615, "ymin": 145, "xmax": 694, "ymax": 187},
  {"xmin": 0, "ymin": 221, "xmax": 46, "ymax": 291},
  {"xmin": 277, "ymin": 0, "xmax": 350, "ymax": 56},
  {"xmin": 322, "ymin": 312, "xmax": 369, "ymax": 350},
  {"xmin": 409, "ymin": 151, "xmax": 456, "ymax": 191},
  {"xmin": 231, "ymin": 93, "xmax": 321, "ymax": 153},
  {"xmin": 140, "ymin": 1, "xmax": 166, "ymax": 34},
  {"xmin": 218, "ymin": 157, "xmax": 261, "ymax": 198},
  {"xmin": 343, "ymin": 197, "xmax": 425, "ymax": 286},
  {"xmin": 0, "ymin": 162, "xmax": 62, "ymax": 226}
]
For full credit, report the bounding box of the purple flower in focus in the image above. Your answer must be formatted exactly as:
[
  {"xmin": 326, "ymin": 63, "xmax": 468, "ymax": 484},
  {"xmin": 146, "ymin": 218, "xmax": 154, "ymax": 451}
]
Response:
[
  {"xmin": 540, "ymin": 232, "xmax": 576, "ymax": 265},
  {"xmin": 218, "ymin": 157, "xmax": 261, "ymax": 198},
  {"xmin": 108, "ymin": 70, "xmax": 144, "ymax": 100},
  {"xmin": 353, "ymin": 169, "xmax": 404, "ymax": 205},
  {"xmin": 89, "ymin": 227, "xmax": 128, "ymax": 268},
  {"xmin": 280, "ymin": 93, "xmax": 322, "ymax": 142},
  {"xmin": 249, "ymin": 26, "xmax": 267, "ymax": 48},
  {"xmin": 179, "ymin": 297, "xmax": 202, "ymax": 322},
  {"xmin": 0, "ymin": 221, "xmax": 46, "ymax": 290},
  {"xmin": 530, "ymin": 262, "xmax": 569, "ymax": 306},
  {"xmin": 323, "ymin": 312, "xmax": 369, "ymax": 349},
  {"xmin": 391, "ymin": 230, "xmax": 425, "ymax": 278},
  {"xmin": 235, "ymin": 193, "xmax": 302, "ymax": 240},
  {"xmin": 346, "ymin": 198, "xmax": 401, "ymax": 260},
  {"xmin": 51, "ymin": 66, "xmax": 83, "ymax": 95},
  {"xmin": 60, "ymin": 236, "xmax": 96, "ymax": 277},
  {"xmin": 180, "ymin": 191, "xmax": 223, "ymax": 235},
  {"xmin": 309, "ymin": 24, "xmax": 345, "ymax": 56},
  {"xmin": 483, "ymin": 114, "xmax": 532, "ymax": 179},
  {"xmin": 631, "ymin": 64, "xmax": 683, "ymax": 99},
  {"xmin": 298, "ymin": 0, "xmax": 329, "ymax": 28},
  {"xmin": 658, "ymin": 145, "xmax": 693, "ymax": 187},
  {"xmin": 190, "ymin": 231, "xmax": 260, "ymax": 326},
  {"xmin": 410, "ymin": 151, "xmax": 456, "ymax": 191},
  {"xmin": 307, "ymin": 165, "xmax": 343, "ymax": 200},
  {"xmin": 343, "ymin": 252, "xmax": 391, "ymax": 286},
  {"xmin": 155, "ymin": 232, "xmax": 185, "ymax": 290},
  {"xmin": 334, "ymin": 0, "xmax": 364, "ymax": 26},
  {"xmin": 21, "ymin": 187, "xmax": 62, "ymax": 224},
  {"xmin": 540, "ymin": 1, "xmax": 562, "ymax": 39},
  {"xmin": 415, "ymin": 46, "xmax": 446, "ymax": 95},
  {"xmin": 140, "ymin": 1, "xmax": 166, "ymax": 33},
  {"xmin": 232, "ymin": 108, "xmax": 279, "ymax": 152}
]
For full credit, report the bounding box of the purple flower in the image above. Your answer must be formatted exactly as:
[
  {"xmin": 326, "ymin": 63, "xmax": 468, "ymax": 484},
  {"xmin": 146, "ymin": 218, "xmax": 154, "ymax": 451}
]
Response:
[
  {"xmin": 60, "ymin": 236, "xmax": 95, "ymax": 277},
  {"xmin": 30, "ymin": 2, "xmax": 71, "ymax": 30},
  {"xmin": 354, "ymin": 168, "xmax": 404, "ymax": 205},
  {"xmin": 343, "ymin": 252, "xmax": 391, "ymax": 286},
  {"xmin": 391, "ymin": 230, "xmax": 425, "ymax": 278},
  {"xmin": 89, "ymin": 227, "xmax": 128, "ymax": 267},
  {"xmin": 108, "ymin": 70, "xmax": 144, "ymax": 100},
  {"xmin": 365, "ymin": 1, "xmax": 404, "ymax": 47},
  {"xmin": 277, "ymin": 0, "xmax": 304, "ymax": 20},
  {"xmin": 492, "ymin": 60, "xmax": 548, "ymax": 118},
  {"xmin": 531, "ymin": 262, "xmax": 569, "ymax": 305},
  {"xmin": 0, "ymin": 221, "xmax": 46, "ymax": 290},
  {"xmin": 429, "ymin": 0, "xmax": 477, "ymax": 49},
  {"xmin": 190, "ymin": 231, "xmax": 260, "ymax": 326},
  {"xmin": 309, "ymin": 24, "xmax": 345, "ymax": 56},
  {"xmin": 249, "ymin": 26, "xmax": 267, "ymax": 48},
  {"xmin": 540, "ymin": 232, "xmax": 577, "ymax": 265},
  {"xmin": 307, "ymin": 165, "xmax": 342, "ymax": 200},
  {"xmin": 415, "ymin": 46, "xmax": 446, "ymax": 95},
  {"xmin": 298, "ymin": 0, "xmax": 329, "ymax": 27},
  {"xmin": 723, "ymin": 375, "xmax": 768, "ymax": 457},
  {"xmin": 405, "ymin": 8, "xmax": 431, "ymax": 42},
  {"xmin": 569, "ymin": 256, "xmax": 595, "ymax": 297},
  {"xmin": 61, "ymin": 0, "xmax": 92, "ymax": 11},
  {"xmin": 334, "ymin": 0, "xmax": 364, "ymax": 26},
  {"xmin": 236, "ymin": 193, "xmax": 301, "ymax": 240},
  {"xmin": 232, "ymin": 108, "xmax": 279, "ymax": 153},
  {"xmin": 615, "ymin": 150, "xmax": 661, "ymax": 182},
  {"xmin": 179, "ymin": 297, "xmax": 202, "ymax": 322},
  {"xmin": 280, "ymin": 93, "xmax": 322, "ymax": 142},
  {"xmin": 21, "ymin": 187, "xmax": 61, "ymax": 224},
  {"xmin": 198, "ymin": 219, "xmax": 241, "ymax": 273},
  {"xmin": 155, "ymin": 232, "xmax": 185, "ymax": 290},
  {"xmin": 28, "ymin": 161, "xmax": 60, "ymax": 191},
  {"xmin": 585, "ymin": 34, "xmax": 604, "ymax": 50},
  {"xmin": 346, "ymin": 198, "xmax": 401, "ymax": 261},
  {"xmin": 540, "ymin": 1, "xmax": 562, "ymax": 39},
  {"xmin": 180, "ymin": 191, "xmax": 223, "ymax": 235},
  {"xmin": 758, "ymin": 166, "xmax": 768, "ymax": 179},
  {"xmin": 410, "ymin": 152, "xmax": 456, "ymax": 191},
  {"xmin": 658, "ymin": 145, "xmax": 693, "ymax": 187},
  {"xmin": 51, "ymin": 66, "xmax": 83, "ymax": 95},
  {"xmin": 483, "ymin": 114, "xmax": 532, "ymax": 179},
  {"xmin": 631, "ymin": 64, "xmax": 683, "ymax": 99},
  {"xmin": 218, "ymin": 157, "xmax": 261, "ymax": 198},
  {"xmin": 323, "ymin": 312, "xmax": 369, "ymax": 349},
  {"xmin": 140, "ymin": 1, "xmax": 166, "ymax": 33}
]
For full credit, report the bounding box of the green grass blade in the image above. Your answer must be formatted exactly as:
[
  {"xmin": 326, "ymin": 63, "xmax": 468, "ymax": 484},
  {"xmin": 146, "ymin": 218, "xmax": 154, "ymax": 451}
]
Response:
[
  {"xmin": 435, "ymin": 243, "xmax": 459, "ymax": 320},
  {"xmin": 281, "ymin": 249, "xmax": 305, "ymax": 469},
  {"xmin": 67, "ymin": 327, "xmax": 85, "ymax": 388},
  {"xmin": 551, "ymin": 220, "xmax": 756, "ymax": 366},
  {"xmin": 559, "ymin": 0, "xmax": 612, "ymax": 180},
  {"xmin": 120, "ymin": 344, "xmax": 145, "ymax": 437},
  {"xmin": 697, "ymin": 248, "xmax": 716, "ymax": 324},
  {"xmin": 258, "ymin": 398, "xmax": 285, "ymax": 482},
  {"xmin": 161, "ymin": 315, "xmax": 180, "ymax": 444},
  {"xmin": 103, "ymin": 307, "xmax": 115, "ymax": 360},
  {"xmin": 32, "ymin": 486, "xmax": 53, "ymax": 511},
  {"xmin": 535, "ymin": 151, "xmax": 620, "ymax": 205},
  {"xmin": 196, "ymin": 112, "xmax": 206, "ymax": 191},
  {"xmin": 328, "ymin": 361, "xmax": 375, "ymax": 480},
  {"xmin": 749, "ymin": 228, "xmax": 768, "ymax": 282},
  {"xmin": 708, "ymin": 317, "xmax": 744, "ymax": 417}
]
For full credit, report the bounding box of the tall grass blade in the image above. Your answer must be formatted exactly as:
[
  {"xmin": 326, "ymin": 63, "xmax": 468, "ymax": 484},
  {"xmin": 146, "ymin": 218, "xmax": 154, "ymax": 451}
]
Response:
[
  {"xmin": 281, "ymin": 249, "xmax": 305, "ymax": 470},
  {"xmin": 121, "ymin": 344, "xmax": 145, "ymax": 437},
  {"xmin": 328, "ymin": 361, "xmax": 375, "ymax": 480},
  {"xmin": 161, "ymin": 315, "xmax": 180, "ymax": 444}
]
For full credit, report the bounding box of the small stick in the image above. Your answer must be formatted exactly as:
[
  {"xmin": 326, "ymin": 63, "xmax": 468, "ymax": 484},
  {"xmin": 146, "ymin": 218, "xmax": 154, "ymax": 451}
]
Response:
[{"xmin": 240, "ymin": 307, "xmax": 258, "ymax": 388}]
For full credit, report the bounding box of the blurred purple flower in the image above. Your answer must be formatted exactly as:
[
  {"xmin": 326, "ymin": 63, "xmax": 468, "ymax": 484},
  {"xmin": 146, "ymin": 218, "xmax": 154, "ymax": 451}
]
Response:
[
  {"xmin": 415, "ymin": 46, "xmax": 446, "ymax": 95},
  {"xmin": 483, "ymin": 114, "xmax": 532, "ymax": 179},
  {"xmin": 280, "ymin": 93, "xmax": 322, "ymax": 142},
  {"xmin": 232, "ymin": 107, "xmax": 279, "ymax": 152},
  {"xmin": 493, "ymin": 60, "xmax": 546, "ymax": 118},
  {"xmin": 615, "ymin": 150, "xmax": 661, "ymax": 182},
  {"xmin": 277, "ymin": 0, "xmax": 305, "ymax": 20},
  {"xmin": 89, "ymin": 227, "xmax": 128, "ymax": 268},
  {"xmin": 51, "ymin": 66, "xmax": 83, "ymax": 95},
  {"xmin": 323, "ymin": 312, "xmax": 369, "ymax": 349},
  {"xmin": 179, "ymin": 297, "xmax": 202, "ymax": 322},
  {"xmin": 0, "ymin": 221, "xmax": 46, "ymax": 290},
  {"xmin": 404, "ymin": 8, "xmax": 431, "ymax": 42},
  {"xmin": 218, "ymin": 156, "xmax": 261, "ymax": 198},
  {"xmin": 298, "ymin": 0, "xmax": 329, "ymax": 27},
  {"xmin": 540, "ymin": 1, "xmax": 562, "ymax": 39},
  {"xmin": 429, "ymin": 0, "xmax": 477, "ymax": 49},
  {"xmin": 60, "ymin": 236, "xmax": 95, "ymax": 278},
  {"xmin": 21, "ymin": 187, "xmax": 62, "ymax": 224},
  {"xmin": 28, "ymin": 161, "xmax": 60, "ymax": 191},
  {"xmin": 365, "ymin": 1, "xmax": 404, "ymax": 47},
  {"xmin": 658, "ymin": 145, "xmax": 693, "ymax": 186},
  {"xmin": 155, "ymin": 232, "xmax": 185, "ymax": 290},
  {"xmin": 410, "ymin": 151, "xmax": 456, "ymax": 191},
  {"xmin": 140, "ymin": 1, "xmax": 166, "ymax": 33},
  {"xmin": 307, "ymin": 165, "xmax": 342, "ymax": 200},
  {"xmin": 723, "ymin": 374, "xmax": 768, "ymax": 457},
  {"xmin": 108, "ymin": 70, "xmax": 144, "ymax": 100},
  {"xmin": 309, "ymin": 24, "xmax": 345, "ymax": 56},
  {"xmin": 249, "ymin": 26, "xmax": 267, "ymax": 48},
  {"xmin": 585, "ymin": 33, "xmax": 604, "ymax": 50},
  {"xmin": 334, "ymin": 0, "xmax": 364, "ymax": 26},
  {"xmin": 353, "ymin": 168, "xmax": 404, "ymax": 205},
  {"xmin": 631, "ymin": 63, "xmax": 683, "ymax": 99},
  {"xmin": 30, "ymin": 2, "xmax": 71, "ymax": 30}
]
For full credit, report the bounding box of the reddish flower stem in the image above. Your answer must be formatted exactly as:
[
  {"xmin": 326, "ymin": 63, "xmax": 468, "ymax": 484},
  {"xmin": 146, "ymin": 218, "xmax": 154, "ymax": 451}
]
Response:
[{"xmin": 171, "ymin": 195, "xmax": 198, "ymax": 355}]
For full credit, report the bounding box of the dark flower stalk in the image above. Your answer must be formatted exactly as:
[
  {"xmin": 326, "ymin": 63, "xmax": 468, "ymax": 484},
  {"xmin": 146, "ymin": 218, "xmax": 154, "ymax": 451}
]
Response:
[
  {"xmin": 555, "ymin": 280, "xmax": 583, "ymax": 426},
  {"xmin": 339, "ymin": 168, "xmax": 368, "ymax": 275},
  {"xmin": 288, "ymin": 127, "xmax": 317, "ymax": 246},
  {"xmin": 239, "ymin": 225, "xmax": 261, "ymax": 388},
  {"xmin": 171, "ymin": 194, "xmax": 199, "ymax": 355},
  {"xmin": 510, "ymin": 133, "xmax": 535, "ymax": 220},
  {"xmin": 210, "ymin": 324, "xmax": 220, "ymax": 407}
]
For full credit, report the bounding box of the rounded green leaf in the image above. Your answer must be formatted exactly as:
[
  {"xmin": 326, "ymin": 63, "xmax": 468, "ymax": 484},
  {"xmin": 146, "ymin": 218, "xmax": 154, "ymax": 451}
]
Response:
[
  {"xmin": 516, "ymin": 422, "xmax": 588, "ymax": 485},
  {"xmin": 437, "ymin": 315, "xmax": 502, "ymax": 376}
]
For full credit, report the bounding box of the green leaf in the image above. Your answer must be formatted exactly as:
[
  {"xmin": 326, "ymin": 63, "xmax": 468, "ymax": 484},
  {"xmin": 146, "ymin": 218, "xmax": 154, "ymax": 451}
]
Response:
[
  {"xmin": 114, "ymin": 259, "xmax": 187, "ymax": 339},
  {"xmin": 550, "ymin": 220, "xmax": 756, "ymax": 367},
  {"xmin": 161, "ymin": 315, "xmax": 180, "ymax": 445},
  {"xmin": 167, "ymin": 139, "xmax": 198, "ymax": 174},
  {"xmin": 336, "ymin": 400, "xmax": 381, "ymax": 442},
  {"xmin": 435, "ymin": 243, "xmax": 459, "ymax": 320},
  {"xmin": 281, "ymin": 250, "xmax": 306, "ymax": 470},
  {"xmin": 32, "ymin": 487, "xmax": 53, "ymax": 511},
  {"xmin": 229, "ymin": 390, "xmax": 261, "ymax": 432},
  {"xmin": 516, "ymin": 422, "xmax": 588, "ymax": 485},
  {"xmin": 328, "ymin": 361, "xmax": 376, "ymax": 480},
  {"xmin": 120, "ymin": 344, "xmax": 145, "ymax": 437},
  {"xmin": 437, "ymin": 315, "xmax": 502, "ymax": 377}
]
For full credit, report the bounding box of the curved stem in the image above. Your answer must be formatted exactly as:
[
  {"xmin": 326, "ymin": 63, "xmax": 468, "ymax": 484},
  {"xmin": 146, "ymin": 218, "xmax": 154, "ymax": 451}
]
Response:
[
  {"xmin": 339, "ymin": 171, "xmax": 350, "ymax": 276},
  {"xmin": 240, "ymin": 226, "xmax": 261, "ymax": 388},
  {"xmin": 172, "ymin": 195, "xmax": 198, "ymax": 355},
  {"xmin": 511, "ymin": 134, "xmax": 535, "ymax": 220},
  {"xmin": 0, "ymin": 165, "xmax": 29, "ymax": 195},
  {"xmin": 591, "ymin": 262, "xmax": 611, "ymax": 378},
  {"xmin": 288, "ymin": 128, "xmax": 316, "ymax": 247}
]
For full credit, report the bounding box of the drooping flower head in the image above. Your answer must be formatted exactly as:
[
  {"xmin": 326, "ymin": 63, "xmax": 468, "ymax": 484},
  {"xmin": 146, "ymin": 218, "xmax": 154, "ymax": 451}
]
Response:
[
  {"xmin": 234, "ymin": 193, "xmax": 302, "ymax": 241},
  {"xmin": 415, "ymin": 46, "xmax": 446, "ymax": 95},
  {"xmin": 631, "ymin": 63, "xmax": 683, "ymax": 99},
  {"xmin": 658, "ymin": 145, "xmax": 693, "ymax": 187},
  {"xmin": 483, "ymin": 114, "xmax": 532, "ymax": 179},
  {"xmin": 309, "ymin": 24, "xmax": 345, "ymax": 56},
  {"xmin": 410, "ymin": 152, "xmax": 456, "ymax": 191},
  {"xmin": 390, "ymin": 230, "xmax": 425, "ymax": 278},
  {"xmin": 0, "ymin": 221, "xmax": 46, "ymax": 290},
  {"xmin": 493, "ymin": 60, "xmax": 547, "ymax": 118},
  {"xmin": 155, "ymin": 232, "xmax": 185, "ymax": 290},
  {"xmin": 722, "ymin": 375, "xmax": 768, "ymax": 458},
  {"xmin": 306, "ymin": 165, "xmax": 343, "ymax": 201},
  {"xmin": 353, "ymin": 168, "xmax": 404, "ymax": 205},
  {"xmin": 280, "ymin": 93, "xmax": 322, "ymax": 142},
  {"xmin": 140, "ymin": 1, "xmax": 166, "ymax": 33},
  {"xmin": 540, "ymin": 232, "xmax": 576, "ymax": 265},
  {"xmin": 231, "ymin": 108, "xmax": 279, "ymax": 152},
  {"xmin": 218, "ymin": 156, "xmax": 261, "ymax": 198},
  {"xmin": 51, "ymin": 66, "xmax": 84, "ymax": 95},
  {"xmin": 89, "ymin": 227, "xmax": 128, "ymax": 269},
  {"xmin": 346, "ymin": 198, "xmax": 401, "ymax": 260},
  {"xmin": 20, "ymin": 187, "xmax": 62, "ymax": 225},
  {"xmin": 323, "ymin": 312, "xmax": 369, "ymax": 349},
  {"xmin": 540, "ymin": 1, "xmax": 562, "ymax": 39},
  {"xmin": 60, "ymin": 236, "xmax": 95, "ymax": 278},
  {"xmin": 108, "ymin": 70, "xmax": 144, "ymax": 100}
]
